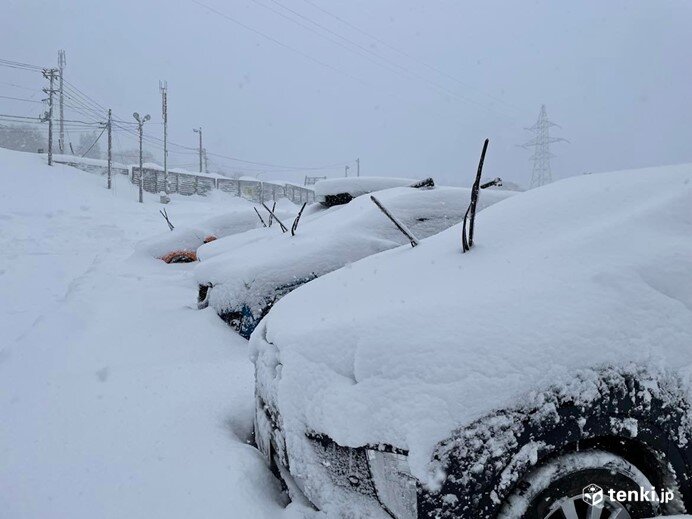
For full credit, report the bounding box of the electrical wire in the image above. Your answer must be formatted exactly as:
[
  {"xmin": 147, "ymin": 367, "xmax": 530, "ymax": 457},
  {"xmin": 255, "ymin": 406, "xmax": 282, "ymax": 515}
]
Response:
[
  {"xmin": 0, "ymin": 94, "xmax": 45, "ymax": 104},
  {"xmin": 0, "ymin": 81, "xmax": 42, "ymax": 93},
  {"xmin": 0, "ymin": 58, "xmax": 44, "ymax": 72},
  {"xmin": 190, "ymin": 0, "xmax": 371, "ymax": 88},
  {"xmin": 1, "ymin": 55, "xmax": 356, "ymax": 174},
  {"xmin": 299, "ymin": 0, "xmax": 519, "ymax": 113},
  {"xmin": 255, "ymin": 0, "xmax": 509, "ymax": 115},
  {"xmin": 80, "ymin": 126, "xmax": 107, "ymax": 157}
]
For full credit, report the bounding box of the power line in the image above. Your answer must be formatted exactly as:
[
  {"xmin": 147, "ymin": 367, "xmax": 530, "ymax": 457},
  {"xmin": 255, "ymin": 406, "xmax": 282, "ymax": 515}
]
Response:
[
  {"xmin": 257, "ymin": 0, "xmax": 509, "ymax": 115},
  {"xmin": 0, "ymin": 58, "xmax": 44, "ymax": 72},
  {"xmin": 300, "ymin": 0, "xmax": 519, "ymax": 113},
  {"xmin": 1, "ymin": 54, "xmax": 354, "ymax": 174},
  {"xmin": 0, "ymin": 113, "xmax": 42, "ymax": 121},
  {"xmin": 0, "ymin": 113, "xmax": 105, "ymax": 125},
  {"xmin": 80, "ymin": 125, "xmax": 106, "ymax": 157},
  {"xmin": 0, "ymin": 81, "xmax": 41, "ymax": 92},
  {"xmin": 0, "ymin": 94, "xmax": 44, "ymax": 104},
  {"xmin": 190, "ymin": 0, "xmax": 371, "ymax": 87}
]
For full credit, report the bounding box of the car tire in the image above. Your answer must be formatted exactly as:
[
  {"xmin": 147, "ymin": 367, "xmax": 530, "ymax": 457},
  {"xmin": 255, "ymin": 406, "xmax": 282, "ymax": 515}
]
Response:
[{"xmin": 498, "ymin": 449, "xmax": 660, "ymax": 519}]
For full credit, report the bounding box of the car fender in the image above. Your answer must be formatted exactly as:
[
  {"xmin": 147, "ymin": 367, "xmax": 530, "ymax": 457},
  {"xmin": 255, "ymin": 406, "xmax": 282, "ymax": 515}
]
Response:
[{"xmin": 420, "ymin": 365, "xmax": 692, "ymax": 518}]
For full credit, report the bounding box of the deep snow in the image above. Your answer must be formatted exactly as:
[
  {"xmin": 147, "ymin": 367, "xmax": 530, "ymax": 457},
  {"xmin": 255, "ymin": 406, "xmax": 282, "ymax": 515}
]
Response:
[
  {"xmin": 0, "ymin": 149, "xmax": 310, "ymax": 519},
  {"xmin": 3, "ymin": 146, "xmax": 689, "ymax": 519},
  {"xmin": 196, "ymin": 185, "xmax": 514, "ymax": 323},
  {"xmin": 251, "ymin": 163, "xmax": 692, "ymax": 510}
]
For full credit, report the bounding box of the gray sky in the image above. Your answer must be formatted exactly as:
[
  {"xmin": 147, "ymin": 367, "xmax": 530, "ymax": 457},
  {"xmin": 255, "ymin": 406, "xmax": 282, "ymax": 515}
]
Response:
[{"xmin": 3, "ymin": 0, "xmax": 691, "ymax": 187}]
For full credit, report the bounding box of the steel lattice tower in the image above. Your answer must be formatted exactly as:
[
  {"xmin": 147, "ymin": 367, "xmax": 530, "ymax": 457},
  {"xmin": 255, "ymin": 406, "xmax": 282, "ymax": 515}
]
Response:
[{"xmin": 521, "ymin": 105, "xmax": 567, "ymax": 188}]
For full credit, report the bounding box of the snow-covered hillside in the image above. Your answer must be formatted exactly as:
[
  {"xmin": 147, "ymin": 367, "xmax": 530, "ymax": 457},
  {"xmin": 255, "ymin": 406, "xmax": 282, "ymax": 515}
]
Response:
[{"xmin": 0, "ymin": 149, "xmax": 308, "ymax": 519}]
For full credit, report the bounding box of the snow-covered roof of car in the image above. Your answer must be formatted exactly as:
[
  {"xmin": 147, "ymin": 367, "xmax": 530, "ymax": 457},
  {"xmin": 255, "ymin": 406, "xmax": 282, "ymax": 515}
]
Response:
[
  {"xmin": 313, "ymin": 176, "xmax": 419, "ymax": 202},
  {"xmin": 196, "ymin": 185, "xmax": 513, "ymax": 316},
  {"xmin": 251, "ymin": 163, "xmax": 692, "ymax": 484}
]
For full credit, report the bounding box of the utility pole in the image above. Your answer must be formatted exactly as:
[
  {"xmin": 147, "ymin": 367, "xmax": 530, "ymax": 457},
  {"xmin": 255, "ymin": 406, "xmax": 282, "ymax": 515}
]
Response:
[
  {"xmin": 159, "ymin": 80, "xmax": 168, "ymax": 192},
  {"xmin": 356, "ymin": 157, "xmax": 360, "ymax": 177},
  {"xmin": 203, "ymin": 148, "xmax": 209, "ymax": 174},
  {"xmin": 344, "ymin": 165, "xmax": 350, "ymax": 177},
  {"xmin": 520, "ymin": 105, "xmax": 568, "ymax": 189},
  {"xmin": 193, "ymin": 127, "xmax": 203, "ymax": 173},
  {"xmin": 107, "ymin": 108, "xmax": 112, "ymax": 189},
  {"xmin": 41, "ymin": 68, "xmax": 59, "ymax": 166},
  {"xmin": 133, "ymin": 112, "xmax": 151, "ymax": 203},
  {"xmin": 58, "ymin": 50, "xmax": 66, "ymax": 153}
]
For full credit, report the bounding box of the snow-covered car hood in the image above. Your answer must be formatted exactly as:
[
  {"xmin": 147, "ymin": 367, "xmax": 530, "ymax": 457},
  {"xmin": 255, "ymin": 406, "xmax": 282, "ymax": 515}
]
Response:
[
  {"xmin": 196, "ymin": 202, "xmax": 332, "ymax": 262},
  {"xmin": 251, "ymin": 164, "xmax": 692, "ymax": 484},
  {"xmin": 195, "ymin": 185, "xmax": 513, "ymax": 316}
]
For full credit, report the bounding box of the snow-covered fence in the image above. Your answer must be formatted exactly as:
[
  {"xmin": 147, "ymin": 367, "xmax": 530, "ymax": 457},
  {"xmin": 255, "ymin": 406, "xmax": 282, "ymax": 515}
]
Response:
[
  {"xmin": 284, "ymin": 183, "xmax": 315, "ymax": 204},
  {"xmin": 129, "ymin": 165, "xmax": 315, "ymax": 204}
]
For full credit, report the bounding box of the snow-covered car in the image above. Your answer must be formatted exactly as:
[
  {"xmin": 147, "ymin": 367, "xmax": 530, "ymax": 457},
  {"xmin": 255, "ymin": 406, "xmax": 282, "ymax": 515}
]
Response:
[
  {"xmin": 314, "ymin": 176, "xmax": 421, "ymax": 206},
  {"xmin": 196, "ymin": 184, "xmax": 513, "ymax": 339},
  {"xmin": 196, "ymin": 177, "xmax": 426, "ymax": 263},
  {"xmin": 138, "ymin": 200, "xmax": 296, "ymax": 263},
  {"xmin": 251, "ymin": 164, "xmax": 692, "ymax": 518}
]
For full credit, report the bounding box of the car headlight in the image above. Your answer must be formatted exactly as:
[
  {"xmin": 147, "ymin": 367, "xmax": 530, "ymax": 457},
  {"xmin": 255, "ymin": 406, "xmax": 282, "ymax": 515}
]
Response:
[{"xmin": 367, "ymin": 450, "xmax": 418, "ymax": 519}]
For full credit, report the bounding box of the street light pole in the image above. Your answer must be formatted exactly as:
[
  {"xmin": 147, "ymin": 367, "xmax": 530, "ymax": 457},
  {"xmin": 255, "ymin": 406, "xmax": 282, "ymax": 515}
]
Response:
[
  {"xmin": 193, "ymin": 127, "xmax": 203, "ymax": 173},
  {"xmin": 133, "ymin": 112, "xmax": 151, "ymax": 204}
]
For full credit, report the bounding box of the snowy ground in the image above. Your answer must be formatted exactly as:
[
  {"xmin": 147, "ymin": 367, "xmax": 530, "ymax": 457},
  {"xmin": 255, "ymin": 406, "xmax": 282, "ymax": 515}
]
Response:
[
  {"xmin": 0, "ymin": 149, "xmax": 310, "ymax": 518},
  {"xmin": 1, "ymin": 149, "xmax": 686, "ymax": 519}
]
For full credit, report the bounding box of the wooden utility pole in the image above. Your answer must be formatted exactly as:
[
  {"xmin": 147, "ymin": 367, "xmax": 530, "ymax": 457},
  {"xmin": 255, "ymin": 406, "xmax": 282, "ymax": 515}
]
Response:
[
  {"xmin": 107, "ymin": 109, "xmax": 112, "ymax": 189},
  {"xmin": 356, "ymin": 157, "xmax": 360, "ymax": 177},
  {"xmin": 41, "ymin": 68, "xmax": 59, "ymax": 166}
]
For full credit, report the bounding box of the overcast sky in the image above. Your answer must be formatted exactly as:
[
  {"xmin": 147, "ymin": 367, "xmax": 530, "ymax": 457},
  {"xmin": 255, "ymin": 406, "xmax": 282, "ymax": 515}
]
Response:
[{"xmin": 3, "ymin": 0, "xmax": 691, "ymax": 186}]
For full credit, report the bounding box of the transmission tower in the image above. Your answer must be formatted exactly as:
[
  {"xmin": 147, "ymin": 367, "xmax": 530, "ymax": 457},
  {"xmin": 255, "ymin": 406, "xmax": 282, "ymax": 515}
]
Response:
[{"xmin": 520, "ymin": 105, "xmax": 567, "ymax": 188}]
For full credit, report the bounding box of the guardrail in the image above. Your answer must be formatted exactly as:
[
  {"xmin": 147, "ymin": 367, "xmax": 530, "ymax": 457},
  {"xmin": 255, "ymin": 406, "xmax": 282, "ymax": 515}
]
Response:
[
  {"xmin": 131, "ymin": 166, "xmax": 315, "ymax": 204},
  {"xmin": 51, "ymin": 155, "xmax": 315, "ymax": 205}
]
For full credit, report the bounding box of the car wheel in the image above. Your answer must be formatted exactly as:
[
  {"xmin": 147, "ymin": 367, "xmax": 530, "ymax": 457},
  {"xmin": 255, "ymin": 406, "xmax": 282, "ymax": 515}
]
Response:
[{"xmin": 498, "ymin": 449, "xmax": 660, "ymax": 519}]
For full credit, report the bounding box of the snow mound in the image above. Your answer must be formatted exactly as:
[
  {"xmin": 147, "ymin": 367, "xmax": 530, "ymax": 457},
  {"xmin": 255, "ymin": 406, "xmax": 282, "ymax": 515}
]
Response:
[{"xmin": 252, "ymin": 163, "xmax": 692, "ymax": 486}]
